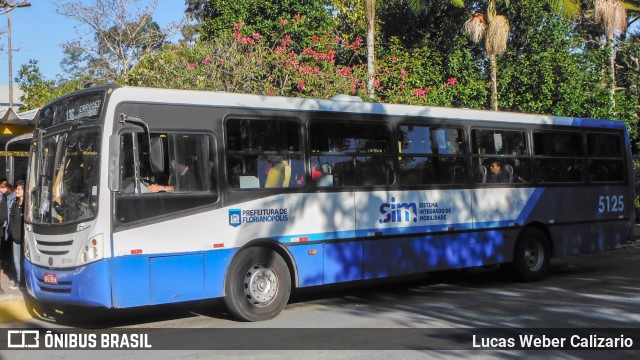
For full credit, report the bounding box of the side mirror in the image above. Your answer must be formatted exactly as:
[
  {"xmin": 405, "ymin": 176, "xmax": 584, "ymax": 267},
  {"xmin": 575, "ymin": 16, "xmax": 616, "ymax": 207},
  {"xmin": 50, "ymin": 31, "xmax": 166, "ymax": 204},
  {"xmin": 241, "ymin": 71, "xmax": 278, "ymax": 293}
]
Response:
[
  {"xmin": 108, "ymin": 134, "xmax": 122, "ymax": 192},
  {"xmin": 150, "ymin": 137, "xmax": 165, "ymax": 173}
]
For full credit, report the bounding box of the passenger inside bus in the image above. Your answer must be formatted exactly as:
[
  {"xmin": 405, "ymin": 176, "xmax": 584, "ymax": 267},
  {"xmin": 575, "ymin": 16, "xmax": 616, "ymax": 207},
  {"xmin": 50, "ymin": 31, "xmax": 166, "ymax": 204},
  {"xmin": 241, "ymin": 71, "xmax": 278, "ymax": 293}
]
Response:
[
  {"xmin": 316, "ymin": 163, "xmax": 334, "ymax": 187},
  {"xmin": 148, "ymin": 157, "xmax": 197, "ymax": 192},
  {"xmin": 486, "ymin": 161, "xmax": 510, "ymax": 183}
]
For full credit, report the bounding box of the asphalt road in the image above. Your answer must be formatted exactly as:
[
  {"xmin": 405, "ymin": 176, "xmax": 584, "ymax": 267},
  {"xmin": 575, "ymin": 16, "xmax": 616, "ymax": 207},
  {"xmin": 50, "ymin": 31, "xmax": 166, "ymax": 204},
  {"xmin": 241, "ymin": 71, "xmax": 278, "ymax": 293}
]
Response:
[{"xmin": 2, "ymin": 245, "xmax": 639, "ymax": 359}]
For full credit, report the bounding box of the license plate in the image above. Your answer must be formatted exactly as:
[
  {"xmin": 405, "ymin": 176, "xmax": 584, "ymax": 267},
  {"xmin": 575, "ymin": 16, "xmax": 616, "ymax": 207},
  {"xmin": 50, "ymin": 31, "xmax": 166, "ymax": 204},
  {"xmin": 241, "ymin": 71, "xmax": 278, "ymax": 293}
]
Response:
[{"xmin": 44, "ymin": 273, "xmax": 57, "ymax": 285}]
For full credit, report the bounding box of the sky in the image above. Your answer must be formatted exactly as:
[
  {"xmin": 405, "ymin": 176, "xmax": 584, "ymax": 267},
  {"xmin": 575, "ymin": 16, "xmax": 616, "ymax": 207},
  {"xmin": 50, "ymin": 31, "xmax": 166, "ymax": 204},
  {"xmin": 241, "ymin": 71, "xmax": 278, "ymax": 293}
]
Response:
[{"xmin": 0, "ymin": 0, "xmax": 187, "ymax": 85}]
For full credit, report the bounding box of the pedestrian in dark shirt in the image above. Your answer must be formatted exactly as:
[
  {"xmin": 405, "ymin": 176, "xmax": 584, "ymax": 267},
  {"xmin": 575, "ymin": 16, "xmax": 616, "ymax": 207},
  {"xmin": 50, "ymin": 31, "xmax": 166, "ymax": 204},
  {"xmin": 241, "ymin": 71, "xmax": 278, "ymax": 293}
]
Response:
[
  {"xmin": 0, "ymin": 179, "xmax": 9, "ymax": 294},
  {"xmin": 8, "ymin": 181, "xmax": 25, "ymax": 290}
]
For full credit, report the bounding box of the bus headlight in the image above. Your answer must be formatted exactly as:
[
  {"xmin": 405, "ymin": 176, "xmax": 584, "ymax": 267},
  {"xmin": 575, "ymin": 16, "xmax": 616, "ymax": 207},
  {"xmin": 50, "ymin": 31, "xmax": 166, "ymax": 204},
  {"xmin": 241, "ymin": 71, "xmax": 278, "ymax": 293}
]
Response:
[
  {"xmin": 24, "ymin": 241, "xmax": 31, "ymax": 262},
  {"xmin": 78, "ymin": 234, "xmax": 103, "ymax": 265}
]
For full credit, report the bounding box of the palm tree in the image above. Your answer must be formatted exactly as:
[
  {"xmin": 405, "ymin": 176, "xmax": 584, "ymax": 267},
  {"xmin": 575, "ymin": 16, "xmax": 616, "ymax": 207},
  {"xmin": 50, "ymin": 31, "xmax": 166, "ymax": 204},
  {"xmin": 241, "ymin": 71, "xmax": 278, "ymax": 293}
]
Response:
[
  {"xmin": 366, "ymin": 0, "xmax": 376, "ymax": 100},
  {"xmin": 463, "ymin": 0, "xmax": 509, "ymax": 111},
  {"xmin": 463, "ymin": 0, "xmax": 581, "ymax": 111},
  {"xmin": 330, "ymin": 0, "xmax": 377, "ymax": 99},
  {"xmin": 593, "ymin": 0, "xmax": 639, "ymax": 115}
]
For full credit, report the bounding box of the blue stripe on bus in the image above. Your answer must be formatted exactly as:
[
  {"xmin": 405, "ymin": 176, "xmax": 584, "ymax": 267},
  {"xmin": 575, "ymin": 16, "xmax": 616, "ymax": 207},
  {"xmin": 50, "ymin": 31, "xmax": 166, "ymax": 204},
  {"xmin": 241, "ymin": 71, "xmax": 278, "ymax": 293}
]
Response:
[
  {"xmin": 356, "ymin": 223, "xmax": 475, "ymax": 237},
  {"xmin": 517, "ymin": 188, "xmax": 545, "ymax": 223}
]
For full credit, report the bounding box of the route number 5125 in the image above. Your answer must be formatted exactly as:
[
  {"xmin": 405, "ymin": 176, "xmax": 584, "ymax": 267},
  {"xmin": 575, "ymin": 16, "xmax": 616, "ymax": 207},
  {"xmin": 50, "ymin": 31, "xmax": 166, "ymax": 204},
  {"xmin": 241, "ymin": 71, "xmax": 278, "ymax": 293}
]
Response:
[{"xmin": 598, "ymin": 195, "xmax": 624, "ymax": 213}]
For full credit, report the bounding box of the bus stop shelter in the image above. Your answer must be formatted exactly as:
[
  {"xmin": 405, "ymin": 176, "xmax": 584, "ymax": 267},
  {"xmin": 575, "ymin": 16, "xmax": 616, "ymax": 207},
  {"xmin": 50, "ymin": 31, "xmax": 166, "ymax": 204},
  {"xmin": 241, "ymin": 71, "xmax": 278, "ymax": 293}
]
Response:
[{"xmin": 0, "ymin": 107, "xmax": 38, "ymax": 183}]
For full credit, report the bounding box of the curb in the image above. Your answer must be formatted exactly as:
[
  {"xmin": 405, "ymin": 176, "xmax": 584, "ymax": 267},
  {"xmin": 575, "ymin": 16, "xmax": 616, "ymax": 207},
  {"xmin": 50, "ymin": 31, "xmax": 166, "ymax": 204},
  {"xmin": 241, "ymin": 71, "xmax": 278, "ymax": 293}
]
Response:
[{"xmin": 0, "ymin": 298, "xmax": 33, "ymax": 323}]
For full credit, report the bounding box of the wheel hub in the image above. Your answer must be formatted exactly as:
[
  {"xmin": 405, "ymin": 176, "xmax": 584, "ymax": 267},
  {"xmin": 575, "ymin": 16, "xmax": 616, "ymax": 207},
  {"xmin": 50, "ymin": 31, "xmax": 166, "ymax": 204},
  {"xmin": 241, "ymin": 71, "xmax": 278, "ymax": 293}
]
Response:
[
  {"xmin": 524, "ymin": 241, "xmax": 543, "ymax": 271},
  {"xmin": 244, "ymin": 264, "xmax": 278, "ymax": 306}
]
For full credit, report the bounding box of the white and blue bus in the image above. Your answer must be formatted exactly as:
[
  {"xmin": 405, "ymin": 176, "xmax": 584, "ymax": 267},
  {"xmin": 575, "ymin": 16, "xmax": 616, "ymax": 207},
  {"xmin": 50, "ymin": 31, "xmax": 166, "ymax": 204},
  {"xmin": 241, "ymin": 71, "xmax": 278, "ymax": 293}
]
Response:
[{"xmin": 23, "ymin": 86, "xmax": 634, "ymax": 321}]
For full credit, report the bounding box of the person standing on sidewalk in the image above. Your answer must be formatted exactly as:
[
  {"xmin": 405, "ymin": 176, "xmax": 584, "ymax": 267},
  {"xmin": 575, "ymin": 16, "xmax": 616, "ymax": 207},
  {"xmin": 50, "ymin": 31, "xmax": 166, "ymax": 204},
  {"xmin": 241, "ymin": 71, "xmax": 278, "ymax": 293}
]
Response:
[
  {"xmin": 8, "ymin": 181, "xmax": 25, "ymax": 290},
  {"xmin": 0, "ymin": 180, "xmax": 10, "ymax": 294}
]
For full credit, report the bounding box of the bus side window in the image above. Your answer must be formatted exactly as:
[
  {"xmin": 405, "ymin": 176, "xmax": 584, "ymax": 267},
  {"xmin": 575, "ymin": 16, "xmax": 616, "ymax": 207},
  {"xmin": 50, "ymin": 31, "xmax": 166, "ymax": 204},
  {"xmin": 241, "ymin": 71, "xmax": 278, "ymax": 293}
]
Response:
[
  {"xmin": 225, "ymin": 118, "xmax": 304, "ymax": 190},
  {"xmin": 533, "ymin": 131, "xmax": 583, "ymax": 184},
  {"xmin": 310, "ymin": 121, "xmax": 393, "ymax": 188},
  {"xmin": 397, "ymin": 125, "xmax": 467, "ymax": 186},
  {"xmin": 115, "ymin": 132, "xmax": 218, "ymax": 223},
  {"xmin": 472, "ymin": 129, "xmax": 530, "ymax": 185},
  {"xmin": 587, "ymin": 133, "xmax": 624, "ymax": 183},
  {"xmin": 168, "ymin": 134, "xmax": 214, "ymax": 192}
]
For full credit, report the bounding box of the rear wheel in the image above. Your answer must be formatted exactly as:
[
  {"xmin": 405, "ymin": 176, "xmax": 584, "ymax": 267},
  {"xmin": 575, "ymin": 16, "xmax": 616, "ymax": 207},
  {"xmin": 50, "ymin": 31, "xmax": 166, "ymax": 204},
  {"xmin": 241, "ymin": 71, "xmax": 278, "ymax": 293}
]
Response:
[
  {"xmin": 224, "ymin": 247, "xmax": 291, "ymax": 321},
  {"xmin": 513, "ymin": 227, "xmax": 550, "ymax": 282}
]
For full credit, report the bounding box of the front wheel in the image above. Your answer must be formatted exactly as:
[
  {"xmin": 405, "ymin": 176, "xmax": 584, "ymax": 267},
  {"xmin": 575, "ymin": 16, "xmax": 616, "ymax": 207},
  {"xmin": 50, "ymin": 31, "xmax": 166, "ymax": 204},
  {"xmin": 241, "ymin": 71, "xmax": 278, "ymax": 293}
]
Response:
[
  {"xmin": 224, "ymin": 247, "xmax": 291, "ymax": 321},
  {"xmin": 513, "ymin": 227, "xmax": 550, "ymax": 282}
]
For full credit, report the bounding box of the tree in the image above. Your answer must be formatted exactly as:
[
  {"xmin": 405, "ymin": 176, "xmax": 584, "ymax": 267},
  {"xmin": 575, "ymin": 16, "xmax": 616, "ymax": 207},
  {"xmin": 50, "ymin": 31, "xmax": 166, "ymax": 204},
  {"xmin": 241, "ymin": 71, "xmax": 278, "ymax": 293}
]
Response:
[
  {"xmin": 366, "ymin": 0, "xmax": 375, "ymax": 99},
  {"xmin": 593, "ymin": 0, "xmax": 640, "ymax": 115},
  {"xmin": 463, "ymin": 0, "xmax": 509, "ymax": 111},
  {"xmin": 329, "ymin": 0, "xmax": 378, "ymax": 99},
  {"xmin": 406, "ymin": 0, "xmax": 464, "ymax": 12},
  {"xmin": 16, "ymin": 60, "xmax": 84, "ymax": 110},
  {"xmin": 195, "ymin": 0, "xmax": 334, "ymax": 47},
  {"xmin": 497, "ymin": 1, "xmax": 608, "ymax": 116},
  {"xmin": 463, "ymin": 0, "xmax": 581, "ymax": 111},
  {"xmin": 56, "ymin": 0, "xmax": 181, "ymax": 84}
]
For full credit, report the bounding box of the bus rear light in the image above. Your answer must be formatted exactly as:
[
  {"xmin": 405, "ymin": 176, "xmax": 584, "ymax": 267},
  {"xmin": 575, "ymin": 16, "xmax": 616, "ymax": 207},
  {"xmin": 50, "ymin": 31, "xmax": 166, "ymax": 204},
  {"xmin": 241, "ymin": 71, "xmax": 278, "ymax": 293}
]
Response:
[{"xmin": 131, "ymin": 249, "xmax": 143, "ymax": 254}]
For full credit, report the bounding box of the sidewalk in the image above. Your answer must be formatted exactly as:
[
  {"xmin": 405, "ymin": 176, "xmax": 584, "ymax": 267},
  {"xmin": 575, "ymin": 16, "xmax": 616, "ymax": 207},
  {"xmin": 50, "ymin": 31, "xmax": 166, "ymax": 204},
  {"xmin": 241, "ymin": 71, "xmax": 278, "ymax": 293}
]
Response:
[{"xmin": 0, "ymin": 270, "xmax": 33, "ymax": 323}]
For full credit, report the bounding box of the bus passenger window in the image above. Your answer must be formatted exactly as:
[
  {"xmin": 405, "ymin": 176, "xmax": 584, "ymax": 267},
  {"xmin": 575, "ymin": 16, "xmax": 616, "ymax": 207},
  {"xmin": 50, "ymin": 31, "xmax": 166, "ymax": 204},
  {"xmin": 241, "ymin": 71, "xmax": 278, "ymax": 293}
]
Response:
[
  {"xmin": 310, "ymin": 121, "xmax": 394, "ymax": 188},
  {"xmin": 397, "ymin": 125, "xmax": 467, "ymax": 186},
  {"xmin": 533, "ymin": 131, "xmax": 583, "ymax": 183},
  {"xmin": 115, "ymin": 132, "xmax": 218, "ymax": 224},
  {"xmin": 225, "ymin": 118, "xmax": 304, "ymax": 190},
  {"xmin": 587, "ymin": 133, "xmax": 624, "ymax": 183},
  {"xmin": 143, "ymin": 134, "xmax": 215, "ymax": 193},
  {"xmin": 472, "ymin": 129, "xmax": 530, "ymax": 185}
]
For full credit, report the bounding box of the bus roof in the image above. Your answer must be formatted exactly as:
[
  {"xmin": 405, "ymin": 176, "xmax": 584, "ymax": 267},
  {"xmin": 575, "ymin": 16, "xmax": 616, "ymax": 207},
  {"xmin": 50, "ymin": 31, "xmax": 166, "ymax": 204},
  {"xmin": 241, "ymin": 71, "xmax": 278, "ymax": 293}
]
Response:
[{"xmin": 100, "ymin": 86, "xmax": 626, "ymax": 130}]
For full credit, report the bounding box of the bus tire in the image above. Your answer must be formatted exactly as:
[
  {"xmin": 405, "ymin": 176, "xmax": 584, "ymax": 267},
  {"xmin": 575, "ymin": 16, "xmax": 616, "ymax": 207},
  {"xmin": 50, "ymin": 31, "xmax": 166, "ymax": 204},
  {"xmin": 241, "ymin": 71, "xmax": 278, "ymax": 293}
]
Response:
[
  {"xmin": 224, "ymin": 247, "xmax": 291, "ymax": 322},
  {"xmin": 513, "ymin": 227, "xmax": 550, "ymax": 282}
]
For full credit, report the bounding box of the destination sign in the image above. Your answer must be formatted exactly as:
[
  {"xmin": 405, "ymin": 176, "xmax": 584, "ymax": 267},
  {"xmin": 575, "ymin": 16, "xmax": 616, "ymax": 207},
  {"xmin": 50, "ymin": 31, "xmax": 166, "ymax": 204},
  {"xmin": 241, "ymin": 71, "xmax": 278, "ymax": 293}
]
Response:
[{"xmin": 38, "ymin": 91, "xmax": 106, "ymax": 129}]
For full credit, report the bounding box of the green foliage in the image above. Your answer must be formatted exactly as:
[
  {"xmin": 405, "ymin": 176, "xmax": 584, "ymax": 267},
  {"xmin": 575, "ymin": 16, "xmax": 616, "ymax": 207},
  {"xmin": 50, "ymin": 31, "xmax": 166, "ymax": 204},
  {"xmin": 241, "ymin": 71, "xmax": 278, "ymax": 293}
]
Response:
[
  {"xmin": 16, "ymin": 60, "xmax": 84, "ymax": 111},
  {"xmin": 492, "ymin": 1, "xmax": 621, "ymax": 121},
  {"xmin": 32, "ymin": 0, "xmax": 640, "ymax": 146},
  {"xmin": 128, "ymin": 24, "xmax": 486, "ymax": 108},
  {"xmin": 197, "ymin": 0, "xmax": 335, "ymax": 47},
  {"xmin": 128, "ymin": 30, "xmax": 370, "ymax": 98}
]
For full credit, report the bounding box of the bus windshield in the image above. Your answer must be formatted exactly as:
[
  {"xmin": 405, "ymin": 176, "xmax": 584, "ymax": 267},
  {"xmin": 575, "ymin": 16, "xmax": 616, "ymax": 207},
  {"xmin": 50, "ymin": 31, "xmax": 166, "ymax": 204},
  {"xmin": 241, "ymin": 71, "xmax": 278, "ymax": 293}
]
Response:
[{"xmin": 27, "ymin": 127, "xmax": 101, "ymax": 225}]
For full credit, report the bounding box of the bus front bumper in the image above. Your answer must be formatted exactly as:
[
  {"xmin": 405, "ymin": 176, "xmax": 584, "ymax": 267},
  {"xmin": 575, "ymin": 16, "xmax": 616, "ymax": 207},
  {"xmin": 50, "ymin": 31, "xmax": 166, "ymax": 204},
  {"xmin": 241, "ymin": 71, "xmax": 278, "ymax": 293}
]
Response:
[{"xmin": 24, "ymin": 259, "xmax": 112, "ymax": 308}]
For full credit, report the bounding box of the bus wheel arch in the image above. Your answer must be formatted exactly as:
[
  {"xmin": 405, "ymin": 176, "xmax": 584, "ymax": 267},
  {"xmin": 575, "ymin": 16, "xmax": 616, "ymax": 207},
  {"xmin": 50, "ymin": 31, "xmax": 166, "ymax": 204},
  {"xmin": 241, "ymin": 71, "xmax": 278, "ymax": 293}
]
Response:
[
  {"xmin": 223, "ymin": 241, "xmax": 295, "ymax": 321},
  {"xmin": 512, "ymin": 224, "xmax": 552, "ymax": 282}
]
